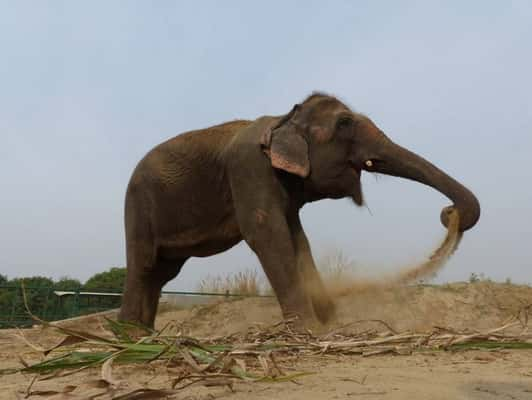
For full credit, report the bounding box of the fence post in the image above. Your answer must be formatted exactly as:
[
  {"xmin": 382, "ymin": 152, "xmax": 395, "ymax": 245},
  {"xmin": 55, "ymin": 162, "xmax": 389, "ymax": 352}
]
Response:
[{"xmin": 73, "ymin": 288, "xmax": 80, "ymax": 317}]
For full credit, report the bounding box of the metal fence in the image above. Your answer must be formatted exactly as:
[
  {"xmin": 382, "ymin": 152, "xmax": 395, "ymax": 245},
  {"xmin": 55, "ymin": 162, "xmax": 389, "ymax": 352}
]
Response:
[
  {"xmin": 0, "ymin": 285, "xmax": 122, "ymax": 328},
  {"xmin": 0, "ymin": 285, "xmax": 272, "ymax": 329}
]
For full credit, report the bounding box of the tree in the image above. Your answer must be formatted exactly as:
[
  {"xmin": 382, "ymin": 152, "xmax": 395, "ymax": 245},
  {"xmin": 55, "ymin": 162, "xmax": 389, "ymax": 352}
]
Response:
[
  {"xmin": 84, "ymin": 267, "xmax": 126, "ymax": 292},
  {"xmin": 0, "ymin": 270, "xmax": 128, "ymax": 327},
  {"xmin": 82, "ymin": 267, "xmax": 126, "ymax": 311},
  {"xmin": 54, "ymin": 277, "xmax": 83, "ymax": 290},
  {"xmin": 0, "ymin": 275, "xmax": 13, "ymax": 327},
  {"xmin": 10, "ymin": 276, "xmax": 55, "ymax": 288},
  {"xmin": 7, "ymin": 276, "xmax": 57, "ymax": 323}
]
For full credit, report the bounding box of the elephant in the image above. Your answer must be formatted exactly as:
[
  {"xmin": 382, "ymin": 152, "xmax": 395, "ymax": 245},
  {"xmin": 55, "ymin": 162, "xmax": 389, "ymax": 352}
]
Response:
[{"xmin": 118, "ymin": 92, "xmax": 480, "ymax": 329}]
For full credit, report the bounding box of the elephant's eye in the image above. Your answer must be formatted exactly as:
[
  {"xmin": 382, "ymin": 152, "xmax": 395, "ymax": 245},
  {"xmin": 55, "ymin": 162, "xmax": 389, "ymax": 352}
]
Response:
[{"xmin": 336, "ymin": 117, "xmax": 352, "ymax": 130}]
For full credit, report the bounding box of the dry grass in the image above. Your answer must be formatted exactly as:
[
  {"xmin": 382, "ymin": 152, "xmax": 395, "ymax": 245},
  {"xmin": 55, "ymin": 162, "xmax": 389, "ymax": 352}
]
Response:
[
  {"xmin": 197, "ymin": 269, "xmax": 262, "ymax": 296},
  {"xmin": 195, "ymin": 254, "xmax": 356, "ymax": 298},
  {"xmin": 4, "ymin": 279, "xmax": 532, "ymax": 398},
  {"xmin": 317, "ymin": 250, "xmax": 357, "ymax": 286},
  {"xmin": 3, "ymin": 311, "xmax": 531, "ymax": 399}
]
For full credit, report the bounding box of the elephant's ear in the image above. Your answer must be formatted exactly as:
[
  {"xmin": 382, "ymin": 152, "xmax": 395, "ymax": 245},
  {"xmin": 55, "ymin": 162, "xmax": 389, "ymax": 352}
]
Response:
[{"xmin": 260, "ymin": 105, "xmax": 310, "ymax": 178}]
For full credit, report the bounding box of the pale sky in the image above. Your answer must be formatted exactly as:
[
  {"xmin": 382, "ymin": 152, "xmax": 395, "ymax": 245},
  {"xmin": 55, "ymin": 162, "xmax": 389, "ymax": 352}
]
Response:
[{"xmin": 1, "ymin": 1, "xmax": 531, "ymax": 289}]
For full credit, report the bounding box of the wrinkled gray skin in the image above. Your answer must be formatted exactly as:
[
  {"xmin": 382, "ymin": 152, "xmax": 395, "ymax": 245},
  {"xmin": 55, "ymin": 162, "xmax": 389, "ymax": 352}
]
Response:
[{"xmin": 118, "ymin": 93, "xmax": 480, "ymax": 328}]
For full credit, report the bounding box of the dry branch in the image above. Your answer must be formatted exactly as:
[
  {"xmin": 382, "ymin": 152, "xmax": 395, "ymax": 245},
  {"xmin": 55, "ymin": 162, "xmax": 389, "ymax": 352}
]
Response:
[{"xmin": 4, "ymin": 312, "xmax": 531, "ymax": 398}]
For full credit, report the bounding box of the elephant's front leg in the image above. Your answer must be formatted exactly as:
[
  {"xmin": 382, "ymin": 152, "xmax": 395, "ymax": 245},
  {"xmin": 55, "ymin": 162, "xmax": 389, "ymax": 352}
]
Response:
[
  {"xmin": 237, "ymin": 207, "xmax": 316, "ymax": 323},
  {"xmin": 289, "ymin": 213, "xmax": 336, "ymax": 324}
]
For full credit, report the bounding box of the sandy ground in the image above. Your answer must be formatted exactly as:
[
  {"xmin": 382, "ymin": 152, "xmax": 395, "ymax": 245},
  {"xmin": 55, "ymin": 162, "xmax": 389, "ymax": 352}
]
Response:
[{"xmin": 1, "ymin": 282, "xmax": 531, "ymax": 399}]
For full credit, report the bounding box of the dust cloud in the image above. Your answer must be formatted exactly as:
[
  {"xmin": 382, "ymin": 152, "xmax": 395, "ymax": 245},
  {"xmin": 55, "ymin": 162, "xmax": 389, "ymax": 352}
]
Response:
[{"xmin": 327, "ymin": 209, "xmax": 462, "ymax": 297}]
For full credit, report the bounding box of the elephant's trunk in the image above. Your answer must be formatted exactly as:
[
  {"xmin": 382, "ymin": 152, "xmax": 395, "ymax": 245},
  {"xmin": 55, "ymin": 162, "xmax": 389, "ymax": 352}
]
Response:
[{"xmin": 366, "ymin": 139, "xmax": 480, "ymax": 232}]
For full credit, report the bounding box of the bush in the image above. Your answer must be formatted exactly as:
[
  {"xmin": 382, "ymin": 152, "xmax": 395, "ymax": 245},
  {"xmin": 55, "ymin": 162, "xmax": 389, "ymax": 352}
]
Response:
[
  {"xmin": 54, "ymin": 277, "xmax": 83, "ymax": 290},
  {"xmin": 84, "ymin": 267, "xmax": 126, "ymax": 292},
  {"xmin": 0, "ymin": 270, "xmax": 126, "ymax": 327}
]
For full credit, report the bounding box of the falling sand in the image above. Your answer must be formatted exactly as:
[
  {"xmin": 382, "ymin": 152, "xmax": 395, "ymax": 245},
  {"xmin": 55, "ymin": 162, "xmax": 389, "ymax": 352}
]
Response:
[
  {"xmin": 395, "ymin": 208, "xmax": 462, "ymax": 284},
  {"xmin": 331, "ymin": 209, "xmax": 462, "ymax": 297}
]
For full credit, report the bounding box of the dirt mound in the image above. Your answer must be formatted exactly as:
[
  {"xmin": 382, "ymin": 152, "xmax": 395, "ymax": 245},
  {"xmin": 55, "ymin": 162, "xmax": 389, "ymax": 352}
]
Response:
[
  {"xmin": 154, "ymin": 282, "xmax": 532, "ymax": 337},
  {"xmin": 1, "ymin": 282, "xmax": 531, "ymax": 400}
]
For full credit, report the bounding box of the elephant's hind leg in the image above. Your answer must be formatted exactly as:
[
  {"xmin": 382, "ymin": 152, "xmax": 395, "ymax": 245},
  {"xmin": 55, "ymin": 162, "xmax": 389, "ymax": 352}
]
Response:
[
  {"xmin": 119, "ymin": 219, "xmax": 188, "ymax": 329},
  {"xmin": 138, "ymin": 257, "xmax": 187, "ymax": 328},
  {"xmin": 119, "ymin": 234, "xmax": 155, "ymax": 327}
]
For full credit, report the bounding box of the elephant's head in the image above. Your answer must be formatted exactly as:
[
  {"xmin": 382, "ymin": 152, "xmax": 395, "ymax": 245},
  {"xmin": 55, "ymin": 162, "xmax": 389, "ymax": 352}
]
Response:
[{"xmin": 260, "ymin": 93, "xmax": 480, "ymax": 232}]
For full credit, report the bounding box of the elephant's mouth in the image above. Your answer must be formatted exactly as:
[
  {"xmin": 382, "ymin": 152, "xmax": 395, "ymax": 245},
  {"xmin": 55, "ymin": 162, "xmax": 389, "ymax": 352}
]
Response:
[{"xmin": 348, "ymin": 162, "xmax": 364, "ymax": 206}]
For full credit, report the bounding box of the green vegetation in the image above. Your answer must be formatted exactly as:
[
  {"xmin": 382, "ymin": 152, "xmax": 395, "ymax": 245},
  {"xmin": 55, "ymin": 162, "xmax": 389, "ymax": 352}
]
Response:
[
  {"xmin": 0, "ymin": 318, "xmax": 310, "ymax": 389},
  {"xmin": 84, "ymin": 267, "xmax": 126, "ymax": 292},
  {"xmin": 0, "ymin": 267, "xmax": 126, "ymax": 328},
  {"xmin": 2, "ymin": 314, "xmax": 529, "ymax": 397}
]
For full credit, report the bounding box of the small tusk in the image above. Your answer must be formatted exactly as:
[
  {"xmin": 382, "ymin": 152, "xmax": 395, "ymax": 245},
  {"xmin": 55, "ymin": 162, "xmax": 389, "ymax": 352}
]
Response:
[{"xmin": 365, "ymin": 160, "xmax": 373, "ymax": 167}]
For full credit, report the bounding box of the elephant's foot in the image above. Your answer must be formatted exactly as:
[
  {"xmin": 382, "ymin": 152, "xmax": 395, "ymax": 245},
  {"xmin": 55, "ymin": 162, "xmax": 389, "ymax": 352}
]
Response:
[
  {"xmin": 279, "ymin": 302, "xmax": 326, "ymax": 334},
  {"xmin": 281, "ymin": 313, "xmax": 315, "ymax": 333},
  {"xmin": 119, "ymin": 280, "xmax": 162, "ymax": 330},
  {"xmin": 281, "ymin": 312, "xmax": 331, "ymax": 336},
  {"xmin": 114, "ymin": 317, "xmax": 154, "ymax": 340},
  {"xmin": 312, "ymin": 294, "xmax": 337, "ymax": 325},
  {"xmin": 277, "ymin": 286, "xmax": 338, "ymax": 333},
  {"xmin": 278, "ymin": 296, "xmax": 316, "ymax": 330},
  {"xmin": 117, "ymin": 305, "xmax": 156, "ymax": 332}
]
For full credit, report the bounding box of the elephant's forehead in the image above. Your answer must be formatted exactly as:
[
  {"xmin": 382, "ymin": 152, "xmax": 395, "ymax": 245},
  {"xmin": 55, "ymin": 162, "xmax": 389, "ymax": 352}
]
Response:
[
  {"xmin": 306, "ymin": 96, "xmax": 350, "ymax": 115},
  {"xmin": 354, "ymin": 114, "xmax": 381, "ymax": 135},
  {"xmin": 300, "ymin": 102, "xmax": 350, "ymax": 131}
]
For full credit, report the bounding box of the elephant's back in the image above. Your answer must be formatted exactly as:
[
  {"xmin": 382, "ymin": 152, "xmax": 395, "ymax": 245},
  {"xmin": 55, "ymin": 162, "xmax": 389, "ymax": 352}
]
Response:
[
  {"xmin": 162, "ymin": 119, "xmax": 253, "ymax": 150},
  {"xmin": 135, "ymin": 119, "xmax": 251, "ymax": 171},
  {"xmin": 126, "ymin": 120, "xmax": 253, "ymax": 240},
  {"xmin": 128, "ymin": 120, "xmax": 253, "ymax": 196}
]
